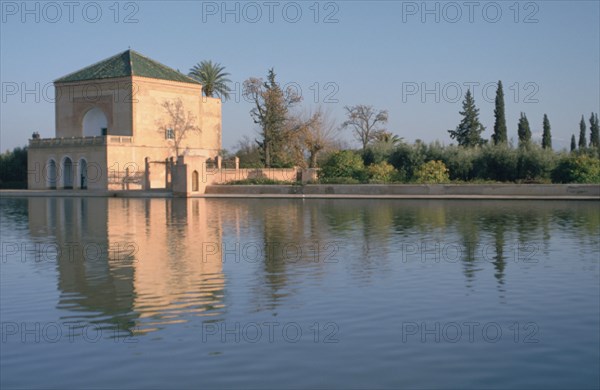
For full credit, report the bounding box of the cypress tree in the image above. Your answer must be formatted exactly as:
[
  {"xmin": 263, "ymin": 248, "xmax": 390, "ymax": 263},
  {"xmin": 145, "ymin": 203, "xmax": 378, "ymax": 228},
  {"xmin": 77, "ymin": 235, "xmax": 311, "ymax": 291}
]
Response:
[
  {"xmin": 448, "ymin": 89, "xmax": 485, "ymax": 147},
  {"xmin": 542, "ymin": 114, "xmax": 552, "ymax": 149},
  {"xmin": 578, "ymin": 115, "xmax": 587, "ymax": 149},
  {"xmin": 517, "ymin": 112, "xmax": 531, "ymax": 146},
  {"xmin": 589, "ymin": 112, "xmax": 599, "ymax": 148},
  {"xmin": 492, "ymin": 81, "xmax": 507, "ymax": 144},
  {"xmin": 570, "ymin": 135, "xmax": 576, "ymax": 152}
]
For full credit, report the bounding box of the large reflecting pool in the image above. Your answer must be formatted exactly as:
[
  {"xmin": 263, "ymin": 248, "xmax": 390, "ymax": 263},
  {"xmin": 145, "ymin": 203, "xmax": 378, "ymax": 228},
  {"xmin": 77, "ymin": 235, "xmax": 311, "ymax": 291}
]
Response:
[{"xmin": 1, "ymin": 197, "xmax": 599, "ymax": 389}]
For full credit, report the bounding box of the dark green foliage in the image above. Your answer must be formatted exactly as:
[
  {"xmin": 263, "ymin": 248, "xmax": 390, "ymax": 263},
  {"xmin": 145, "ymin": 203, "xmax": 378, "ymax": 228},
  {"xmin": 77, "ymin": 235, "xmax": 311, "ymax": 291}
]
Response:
[
  {"xmin": 388, "ymin": 142, "xmax": 427, "ymax": 181},
  {"xmin": 551, "ymin": 155, "xmax": 600, "ymax": 183},
  {"xmin": 362, "ymin": 139, "xmax": 397, "ymax": 166},
  {"xmin": 474, "ymin": 144, "xmax": 518, "ymax": 182},
  {"xmin": 571, "ymin": 135, "xmax": 577, "ymax": 152},
  {"xmin": 362, "ymin": 147, "xmax": 386, "ymax": 166},
  {"xmin": 0, "ymin": 147, "xmax": 28, "ymax": 189},
  {"xmin": 441, "ymin": 146, "xmax": 477, "ymax": 181},
  {"xmin": 516, "ymin": 144, "xmax": 557, "ymax": 182},
  {"xmin": 492, "ymin": 81, "xmax": 508, "ymax": 145},
  {"xmin": 245, "ymin": 68, "xmax": 301, "ymax": 167},
  {"xmin": 234, "ymin": 138, "xmax": 264, "ymax": 168},
  {"xmin": 542, "ymin": 114, "xmax": 552, "ymax": 149},
  {"xmin": 589, "ymin": 112, "xmax": 600, "ymax": 148},
  {"xmin": 448, "ymin": 89, "xmax": 486, "ymax": 147},
  {"xmin": 388, "ymin": 143, "xmax": 561, "ymax": 183},
  {"xmin": 578, "ymin": 115, "xmax": 587, "ymax": 149},
  {"xmin": 319, "ymin": 150, "xmax": 366, "ymax": 181},
  {"xmin": 517, "ymin": 112, "xmax": 531, "ymax": 146}
]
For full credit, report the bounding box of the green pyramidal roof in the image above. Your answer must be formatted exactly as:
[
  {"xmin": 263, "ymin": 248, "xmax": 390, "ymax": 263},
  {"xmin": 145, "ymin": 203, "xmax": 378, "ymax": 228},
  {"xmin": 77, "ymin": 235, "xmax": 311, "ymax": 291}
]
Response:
[{"xmin": 55, "ymin": 50, "xmax": 200, "ymax": 84}]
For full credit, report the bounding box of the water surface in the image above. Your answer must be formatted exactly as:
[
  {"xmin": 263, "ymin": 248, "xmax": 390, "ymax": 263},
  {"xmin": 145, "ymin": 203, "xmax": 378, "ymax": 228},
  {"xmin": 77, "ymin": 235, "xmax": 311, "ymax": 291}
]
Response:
[{"xmin": 1, "ymin": 197, "xmax": 599, "ymax": 389}]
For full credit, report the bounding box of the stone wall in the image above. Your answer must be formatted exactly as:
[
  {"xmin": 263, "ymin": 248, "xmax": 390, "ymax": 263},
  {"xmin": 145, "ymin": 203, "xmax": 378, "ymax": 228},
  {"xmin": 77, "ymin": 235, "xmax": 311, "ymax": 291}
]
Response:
[
  {"xmin": 204, "ymin": 184, "xmax": 600, "ymax": 198},
  {"xmin": 170, "ymin": 157, "xmax": 318, "ymax": 196}
]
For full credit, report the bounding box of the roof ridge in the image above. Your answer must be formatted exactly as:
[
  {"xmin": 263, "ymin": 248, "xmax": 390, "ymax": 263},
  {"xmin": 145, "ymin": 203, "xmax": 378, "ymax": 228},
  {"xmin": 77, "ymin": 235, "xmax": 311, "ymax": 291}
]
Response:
[
  {"xmin": 55, "ymin": 49, "xmax": 201, "ymax": 85},
  {"xmin": 54, "ymin": 50, "xmax": 130, "ymax": 83},
  {"xmin": 129, "ymin": 50, "xmax": 200, "ymax": 84}
]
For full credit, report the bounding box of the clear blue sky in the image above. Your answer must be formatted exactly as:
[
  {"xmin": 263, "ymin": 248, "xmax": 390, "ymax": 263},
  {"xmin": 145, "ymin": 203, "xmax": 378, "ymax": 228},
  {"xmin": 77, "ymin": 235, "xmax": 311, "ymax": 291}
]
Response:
[{"xmin": 1, "ymin": 0, "xmax": 599, "ymax": 151}]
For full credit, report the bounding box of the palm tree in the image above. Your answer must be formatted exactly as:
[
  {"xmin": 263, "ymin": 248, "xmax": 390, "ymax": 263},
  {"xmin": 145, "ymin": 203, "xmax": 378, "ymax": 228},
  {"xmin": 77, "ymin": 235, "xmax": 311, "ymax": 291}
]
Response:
[
  {"xmin": 188, "ymin": 60, "xmax": 232, "ymax": 101},
  {"xmin": 373, "ymin": 130, "xmax": 403, "ymax": 146}
]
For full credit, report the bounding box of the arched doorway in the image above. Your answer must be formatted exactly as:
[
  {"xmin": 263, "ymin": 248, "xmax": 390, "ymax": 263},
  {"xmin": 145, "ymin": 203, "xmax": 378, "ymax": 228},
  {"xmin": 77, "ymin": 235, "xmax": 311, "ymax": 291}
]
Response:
[
  {"xmin": 82, "ymin": 107, "xmax": 108, "ymax": 137},
  {"xmin": 47, "ymin": 159, "xmax": 57, "ymax": 189},
  {"xmin": 63, "ymin": 157, "xmax": 73, "ymax": 189},
  {"xmin": 192, "ymin": 170, "xmax": 199, "ymax": 192},
  {"xmin": 79, "ymin": 159, "xmax": 88, "ymax": 189}
]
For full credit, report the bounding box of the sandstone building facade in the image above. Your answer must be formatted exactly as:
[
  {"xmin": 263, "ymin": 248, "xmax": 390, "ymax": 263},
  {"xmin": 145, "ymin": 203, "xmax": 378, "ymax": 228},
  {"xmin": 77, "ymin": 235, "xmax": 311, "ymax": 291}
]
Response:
[{"xmin": 28, "ymin": 50, "xmax": 222, "ymax": 191}]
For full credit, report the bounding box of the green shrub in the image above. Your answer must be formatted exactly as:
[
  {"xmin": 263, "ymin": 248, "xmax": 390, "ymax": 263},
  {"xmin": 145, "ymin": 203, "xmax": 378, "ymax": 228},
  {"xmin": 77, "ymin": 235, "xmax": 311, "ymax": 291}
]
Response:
[
  {"xmin": 414, "ymin": 160, "xmax": 450, "ymax": 183},
  {"xmin": 439, "ymin": 145, "xmax": 477, "ymax": 181},
  {"xmin": 367, "ymin": 162, "xmax": 396, "ymax": 183},
  {"xmin": 473, "ymin": 144, "xmax": 518, "ymax": 182},
  {"xmin": 319, "ymin": 150, "xmax": 365, "ymax": 181},
  {"xmin": 388, "ymin": 142, "xmax": 426, "ymax": 181},
  {"xmin": 363, "ymin": 142, "xmax": 395, "ymax": 166},
  {"xmin": 551, "ymin": 155, "xmax": 600, "ymax": 183},
  {"xmin": 516, "ymin": 145, "xmax": 557, "ymax": 182}
]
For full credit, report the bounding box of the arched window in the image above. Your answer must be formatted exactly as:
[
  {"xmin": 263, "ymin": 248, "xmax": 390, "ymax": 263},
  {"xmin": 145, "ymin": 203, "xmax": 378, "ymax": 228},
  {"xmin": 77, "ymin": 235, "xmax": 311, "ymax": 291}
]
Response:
[
  {"xmin": 63, "ymin": 157, "xmax": 73, "ymax": 189},
  {"xmin": 82, "ymin": 107, "xmax": 108, "ymax": 137},
  {"xmin": 47, "ymin": 159, "xmax": 57, "ymax": 189},
  {"xmin": 192, "ymin": 170, "xmax": 199, "ymax": 192},
  {"xmin": 79, "ymin": 159, "xmax": 88, "ymax": 189}
]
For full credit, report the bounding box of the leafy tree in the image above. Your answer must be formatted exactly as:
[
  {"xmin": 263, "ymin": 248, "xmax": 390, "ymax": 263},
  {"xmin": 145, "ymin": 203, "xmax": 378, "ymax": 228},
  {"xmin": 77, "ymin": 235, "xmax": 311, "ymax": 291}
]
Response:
[
  {"xmin": 0, "ymin": 146, "xmax": 28, "ymax": 189},
  {"xmin": 589, "ymin": 112, "xmax": 600, "ymax": 148},
  {"xmin": 492, "ymin": 81, "xmax": 507, "ymax": 144},
  {"xmin": 188, "ymin": 60, "xmax": 232, "ymax": 100},
  {"xmin": 157, "ymin": 99, "xmax": 201, "ymax": 157},
  {"xmin": 578, "ymin": 115, "xmax": 587, "ymax": 149},
  {"xmin": 517, "ymin": 112, "xmax": 531, "ymax": 146},
  {"xmin": 319, "ymin": 150, "xmax": 365, "ymax": 181},
  {"xmin": 244, "ymin": 69, "xmax": 301, "ymax": 167},
  {"xmin": 363, "ymin": 130, "xmax": 403, "ymax": 166},
  {"xmin": 571, "ymin": 134, "xmax": 577, "ymax": 152},
  {"xmin": 542, "ymin": 114, "xmax": 552, "ymax": 149},
  {"xmin": 341, "ymin": 105, "xmax": 389, "ymax": 151},
  {"xmin": 448, "ymin": 89, "xmax": 485, "ymax": 147},
  {"xmin": 234, "ymin": 136, "xmax": 263, "ymax": 168},
  {"xmin": 388, "ymin": 142, "xmax": 427, "ymax": 181}
]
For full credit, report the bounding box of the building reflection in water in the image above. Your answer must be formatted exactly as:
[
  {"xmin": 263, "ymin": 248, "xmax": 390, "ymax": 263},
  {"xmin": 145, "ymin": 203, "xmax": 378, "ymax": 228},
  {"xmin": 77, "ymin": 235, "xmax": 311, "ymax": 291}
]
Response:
[
  {"xmin": 23, "ymin": 197, "xmax": 600, "ymax": 337},
  {"xmin": 27, "ymin": 197, "xmax": 226, "ymax": 337}
]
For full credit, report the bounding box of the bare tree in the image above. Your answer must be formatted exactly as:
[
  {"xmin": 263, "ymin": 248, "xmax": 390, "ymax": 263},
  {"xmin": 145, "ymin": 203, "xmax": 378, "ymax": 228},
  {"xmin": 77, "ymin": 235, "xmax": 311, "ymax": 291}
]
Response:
[
  {"xmin": 295, "ymin": 107, "xmax": 338, "ymax": 168},
  {"xmin": 157, "ymin": 98, "xmax": 201, "ymax": 157},
  {"xmin": 341, "ymin": 105, "xmax": 388, "ymax": 151}
]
